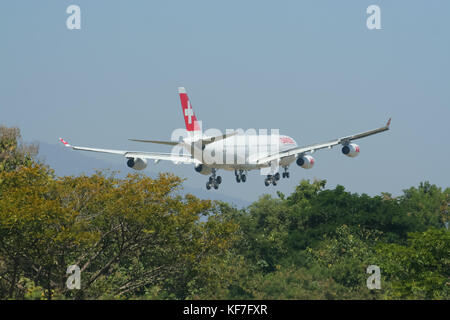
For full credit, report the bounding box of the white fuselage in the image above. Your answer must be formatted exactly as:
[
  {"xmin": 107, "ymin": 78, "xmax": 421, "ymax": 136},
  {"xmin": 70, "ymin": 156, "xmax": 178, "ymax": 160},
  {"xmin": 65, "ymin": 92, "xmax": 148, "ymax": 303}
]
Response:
[{"xmin": 182, "ymin": 134, "xmax": 298, "ymax": 171}]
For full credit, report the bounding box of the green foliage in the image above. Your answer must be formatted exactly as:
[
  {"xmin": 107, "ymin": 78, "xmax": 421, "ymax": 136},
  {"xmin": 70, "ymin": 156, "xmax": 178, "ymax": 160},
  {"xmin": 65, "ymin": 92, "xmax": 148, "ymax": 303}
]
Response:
[
  {"xmin": 304, "ymin": 225, "xmax": 384, "ymax": 299},
  {"xmin": 0, "ymin": 126, "xmax": 38, "ymax": 172},
  {"xmin": 376, "ymin": 228, "xmax": 449, "ymax": 299},
  {"xmin": 0, "ymin": 163, "xmax": 241, "ymax": 299},
  {"xmin": 244, "ymin": 266, "xmax": 351, "ymax": 300},
  {"xmin": 225, "ymin": 178, "xmax": 448, "ymax": 300},
  {"xmin": 235, "ymin": 194, "xmax": 290, "ymax": 272},
  {"xmin": 399, "ymin": 182, "xmax": 449, "ymax": 229},
  {"xmin": 0, "ymin": 163, "xmax": 93, "ymax": 299},
  {"xmin": 285, "ymin": 182, "xmax": 424, "ymax": 249}
]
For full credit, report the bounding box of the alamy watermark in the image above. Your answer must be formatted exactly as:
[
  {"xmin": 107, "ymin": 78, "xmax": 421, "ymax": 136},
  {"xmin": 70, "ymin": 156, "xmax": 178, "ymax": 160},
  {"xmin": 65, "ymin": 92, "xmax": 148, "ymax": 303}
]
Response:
[
  {"xmin": 65, "ymin": 5, "xmax": 383, "ymax": 34},
  {"xmin": 66, "ymin": 264, "xmax": 81, "ymax": 290},
  {"xmin": 367, "ymin": 5, "xmax": 381, "ymax": 30},
  {"xmin": 65, "ymin": 263, "xmax": 382, "ymax": 291},
  {"xmin": 366, "ymin": 265, "xmax": 381, "ymax": 290},
  {"xmin": 66, "ymin": 5, "xmax": 81, "ymax": 30}
]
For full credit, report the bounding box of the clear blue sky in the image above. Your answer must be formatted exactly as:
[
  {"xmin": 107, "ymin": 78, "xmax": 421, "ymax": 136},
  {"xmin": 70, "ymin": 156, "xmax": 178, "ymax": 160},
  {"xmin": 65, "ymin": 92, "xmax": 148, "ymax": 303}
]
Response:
[{"xmin": 1, "ymin": 0, "xmax": 449, "ymax": 202}]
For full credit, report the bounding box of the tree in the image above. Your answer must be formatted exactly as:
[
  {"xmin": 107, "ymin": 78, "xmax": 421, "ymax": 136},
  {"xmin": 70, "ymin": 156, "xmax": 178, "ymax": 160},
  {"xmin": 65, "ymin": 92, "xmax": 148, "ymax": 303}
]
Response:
[
  {"xmin": 376, "ymin": 228, "xmax": 449, "ymax": 299},
  {"xmin": 305, "ymin": 225, "xmax": 383, "ymax": 299},
  {"xmin": 0, "ymin": 126, "xmax": 38, "ymax": 172},
  {"xmin": 0, "ymin": 163, "xmax": 92, "ymax": 299},
  {"xmin": 400, "ymin": 182, "xmax": 449, "ymax": 229},
  {"xmin": 0, "ymin": 165, "xmax": 241, "ymax": 299},
  {"xmin": 285, "ymin": 180, "xmax": 424, "ymax": 249},
  {"xmin": 233, "ymin": 194, "xmax": 290, "ymax": 272},
  {"xmin": 243, "ymin": 266, "xmax": 351, "ymax": 300}
]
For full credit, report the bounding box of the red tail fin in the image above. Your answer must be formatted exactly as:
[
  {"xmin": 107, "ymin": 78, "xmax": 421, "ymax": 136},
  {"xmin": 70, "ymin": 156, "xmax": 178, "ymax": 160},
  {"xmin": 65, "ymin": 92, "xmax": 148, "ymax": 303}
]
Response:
[{"xmin": 178, "ymin": 87, "xmax": 201, "ymax": 132}]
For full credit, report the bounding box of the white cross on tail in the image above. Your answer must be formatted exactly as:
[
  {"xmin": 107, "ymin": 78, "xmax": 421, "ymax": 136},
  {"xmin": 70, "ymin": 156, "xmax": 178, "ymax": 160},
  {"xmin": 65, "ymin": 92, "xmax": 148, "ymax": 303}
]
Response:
[{"xmin": 185, "ymin": 101, "xmax": 194, "ymax": 124}]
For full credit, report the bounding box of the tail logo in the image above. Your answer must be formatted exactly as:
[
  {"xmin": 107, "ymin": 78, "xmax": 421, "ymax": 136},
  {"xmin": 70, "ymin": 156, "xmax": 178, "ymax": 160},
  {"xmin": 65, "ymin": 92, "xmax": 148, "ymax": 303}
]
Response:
[
  {"xmin": 179, "ymin": 87, "xmax": 200, "ymax": 132},
  {"xmin": 185, "ymin": 101, "xmax": 194, "ymax": 124}
]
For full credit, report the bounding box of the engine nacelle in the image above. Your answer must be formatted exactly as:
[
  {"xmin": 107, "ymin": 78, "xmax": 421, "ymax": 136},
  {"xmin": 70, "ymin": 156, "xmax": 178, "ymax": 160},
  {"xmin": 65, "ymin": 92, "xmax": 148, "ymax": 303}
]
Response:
[
  {"xmin": 296, "ymin": 155, "xmax": 315, "ymax": 169},
  {"xmin": 342, "ymin": 143, "xmax": 360, "ymax": 158},
  {"xmin": 194, "ymin": 164, "xmax": 212, "ymax": 175},
  {"xmin": 126, "ymin": 157, "xmax": 148, "ymax": 170}
]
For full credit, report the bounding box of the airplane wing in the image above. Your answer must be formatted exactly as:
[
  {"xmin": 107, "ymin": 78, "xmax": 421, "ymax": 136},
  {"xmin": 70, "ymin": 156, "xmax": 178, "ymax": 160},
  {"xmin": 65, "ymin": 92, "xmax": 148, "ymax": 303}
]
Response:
[
  {"xmin": 256, "ymin": 118, "xmax": 391, "ymax": 165},
  {"xmin": 59, "ymin": 138, "xmax": 198, "ymax": 164}
]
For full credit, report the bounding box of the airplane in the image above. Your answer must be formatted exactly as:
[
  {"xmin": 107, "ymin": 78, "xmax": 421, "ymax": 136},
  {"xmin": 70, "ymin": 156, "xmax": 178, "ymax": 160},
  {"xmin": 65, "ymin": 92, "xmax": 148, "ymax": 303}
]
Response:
[{"xmin": 59, "ymin": 87, "xmax": 391, "ymax": 190}]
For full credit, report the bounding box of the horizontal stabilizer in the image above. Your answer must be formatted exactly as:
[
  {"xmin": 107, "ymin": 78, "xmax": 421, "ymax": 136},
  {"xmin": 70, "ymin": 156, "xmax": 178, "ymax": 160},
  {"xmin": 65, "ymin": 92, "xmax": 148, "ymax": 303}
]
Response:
[
  {"xmin": 128, "ymin": 139, "xmax": 179, "ymax": 146},
  {"xmin": 201, "ymin": 131, "xmax": 239, "ymax": 145},
  {"xmin": 129, "ymin": 131, "xmax": 238, "ymax": 146}
]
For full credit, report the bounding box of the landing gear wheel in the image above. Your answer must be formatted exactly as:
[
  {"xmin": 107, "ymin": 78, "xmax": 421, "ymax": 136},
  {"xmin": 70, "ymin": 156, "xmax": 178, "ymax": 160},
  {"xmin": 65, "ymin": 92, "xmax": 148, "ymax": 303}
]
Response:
[
  {"xmin": 282, "ymin": 172, "xmax": 286, "ymax": 178},
  {"xmin": 264, "ymin": 174, "xmax": 279, "ymax": 186},
  {"xmin": 236, "ymin": 170, "xmax": 247, "ymax": 183},
  {"xmin": 282, "ymin": 166, "xmax": 290, "ymax": 179},
  {"xmin": 207, "ymin": 169, "xmax": 220, "ymax": 190}
]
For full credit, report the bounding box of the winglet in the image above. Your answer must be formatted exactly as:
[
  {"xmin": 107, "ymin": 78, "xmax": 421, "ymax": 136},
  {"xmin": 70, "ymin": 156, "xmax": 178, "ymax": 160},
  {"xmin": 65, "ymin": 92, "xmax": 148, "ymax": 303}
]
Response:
[
  {"xmin": 386, "ymin": 118, "xmax": 392, "ymax": 128},
  {"xmin": 59, "ymin": 138, "xmax": 71, "ymax": 147}
]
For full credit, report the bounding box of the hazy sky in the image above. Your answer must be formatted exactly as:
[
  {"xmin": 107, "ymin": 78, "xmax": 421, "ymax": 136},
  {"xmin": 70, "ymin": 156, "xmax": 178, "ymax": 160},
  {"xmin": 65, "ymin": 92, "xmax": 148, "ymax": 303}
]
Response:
[{"xmin": 1, "ymin": 1, "xmax": 449, "ymax": 202}]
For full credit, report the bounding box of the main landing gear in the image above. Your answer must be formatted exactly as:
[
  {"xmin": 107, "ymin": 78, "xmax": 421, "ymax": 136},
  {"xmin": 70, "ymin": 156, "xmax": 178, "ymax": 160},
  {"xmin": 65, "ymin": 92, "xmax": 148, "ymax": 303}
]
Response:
[
  {"xmin": 264, "ymin": 172, "xmax": 281, "ymax": 186},
  {"xmin": 264, "ymin": 166, "xmax": 290, "ymax": 186},
  {"xmin": 235, "ymin": 170, "xmax": 247, "ymax": 183},
  {"xmin": 282, "ymin": 166, "xmax": 290, "ymax": 179},
  {"xmin": 206, "ymin": 169, "xmax": 222, "ymax": 190}
]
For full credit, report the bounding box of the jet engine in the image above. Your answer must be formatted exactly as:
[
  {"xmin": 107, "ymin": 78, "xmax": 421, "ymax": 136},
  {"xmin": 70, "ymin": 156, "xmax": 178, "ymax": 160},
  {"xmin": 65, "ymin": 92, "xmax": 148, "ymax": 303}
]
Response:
[
  {"xmin": 126, "ymin": 157, "xmax": 148, "ymax": 170},
  {"xmin": 341, "ymin": 143, "xmax": 360, "ymax": 158},
  {"xmin": 296, "ymin": 155, "xmax": 315, "ymax": 169},
  {"xmin": 194, "ymin": 164, "xmax": 212, "ymax": 175}
]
